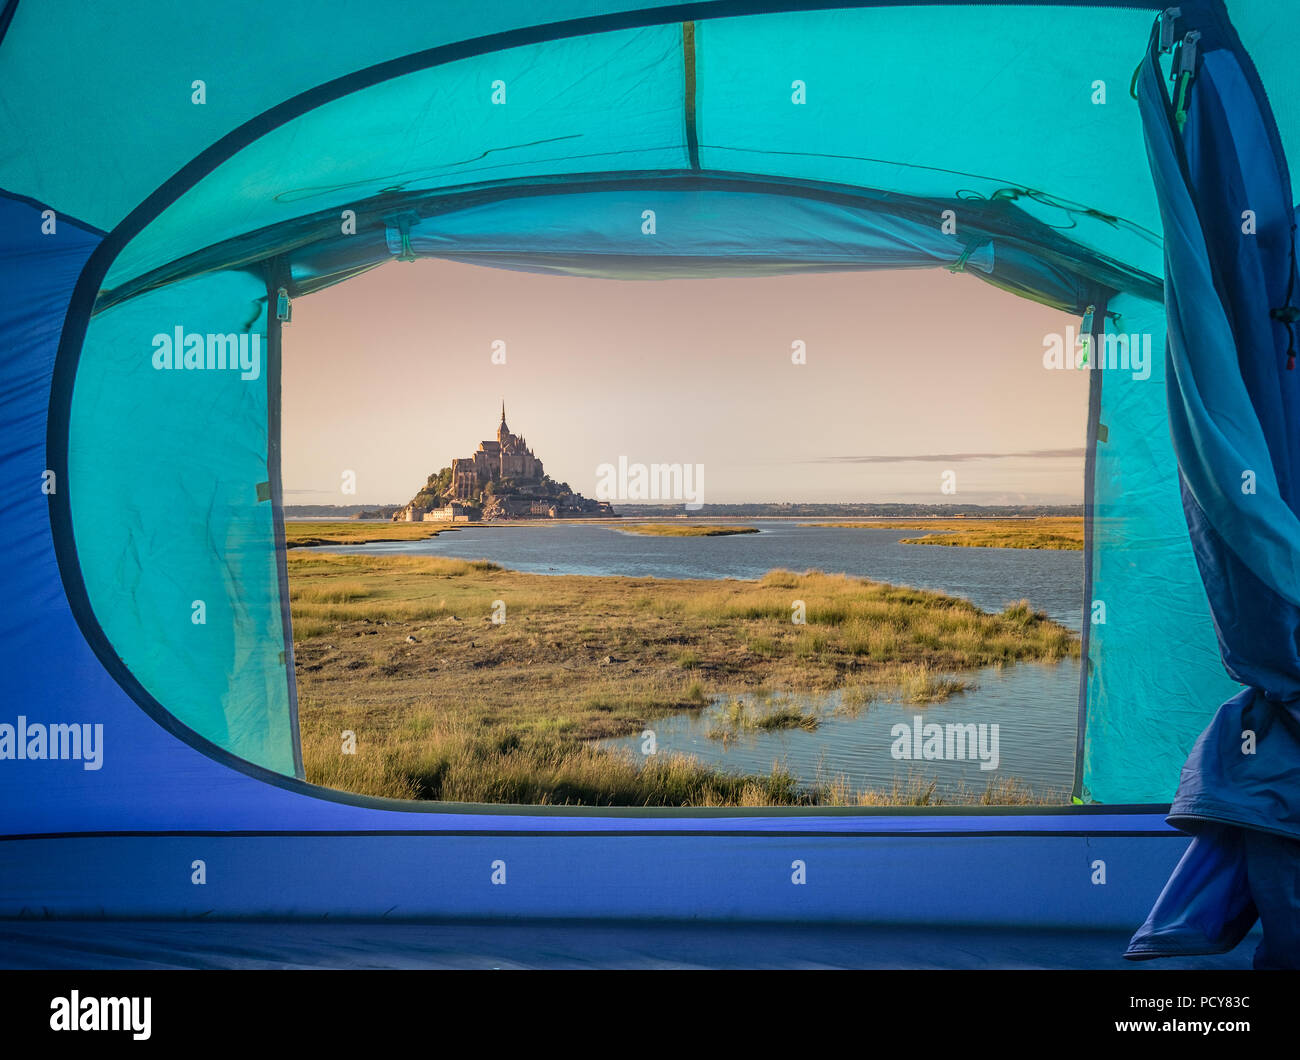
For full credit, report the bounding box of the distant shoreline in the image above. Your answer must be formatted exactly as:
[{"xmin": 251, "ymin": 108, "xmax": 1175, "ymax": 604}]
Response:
[
  {"xmin": 284, "ymin": 502, "xmax": 1084, "ymax": 521},
  {"xmin": 286, "ymin": 515, "xmax": 1083, "ymax": 550}
]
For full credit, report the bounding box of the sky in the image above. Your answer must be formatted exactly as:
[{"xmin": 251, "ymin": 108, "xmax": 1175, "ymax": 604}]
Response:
[{"xmin": 281, "ymin": 258, "xmax": 1088, "ymax": 506}]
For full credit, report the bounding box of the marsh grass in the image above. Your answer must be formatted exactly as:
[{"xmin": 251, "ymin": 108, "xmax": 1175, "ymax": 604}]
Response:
[
  {"xmin": 299, "ymin": 703, "xmax": 811, "ymax": 806},
  {"xmin": 705, "ymin": 694, "xmax": 821, "ymax": 741},
  {"xmin": 285, "ymin": 521, "xmax": 460, "ymax": 548},
  {"xmin": 811, "ymin": 771, "xmax": 1055, "ymax": 807},
  {"xmin": 289, "ymin": 581, "xmax": 372, "ymax": 604},
  {"xmin": 897, "ymin": 663, "xmax": 972, "ymax": 703},
  {"xmin": 802, "ymin": 517, "xmax": 1083, "ymax": 551},
  {"xmin": 299, "ymin": 704, "xmax": 1054, "ymax": 808},
  {"xmin": 290, "ymin": 552, "xmax": 1075, "ymax": 807},
  {"xmin": 704, "ymin": 662, "xmax": 970, "ymax": 740},
  {"xmin": 617, "ymin": 523, "xmax": 760, "ymax": 537},
  {"xmin": 833, "ymin": 682, "xmax": 879, "ymax": 717}
]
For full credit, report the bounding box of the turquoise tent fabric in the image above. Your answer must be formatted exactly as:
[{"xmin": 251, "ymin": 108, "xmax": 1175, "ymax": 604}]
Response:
[
  {"xmin": 1079, "ymin": 291, "xmax": 1241, "ymax": 802},
  {"xmin": 0, "ymin": 0, "xmax": 1296, "ymax": 965},
  {"xmin": 71, "ymin": 271, "xmax": 296, "ymax": 775},
  {"xmin": 1124, "ymin": 8, "xmax": 1300, "ymax": 967}
]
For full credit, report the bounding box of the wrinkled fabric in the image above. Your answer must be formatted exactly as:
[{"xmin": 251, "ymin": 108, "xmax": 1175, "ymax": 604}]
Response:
[{"xmin": 1130, "ymin": 20, "xmax": 1300, "ymax": 966}]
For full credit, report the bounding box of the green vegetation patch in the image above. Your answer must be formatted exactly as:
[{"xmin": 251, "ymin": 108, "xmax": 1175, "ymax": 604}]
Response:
[
  {"xmin": 285, "ymin": 521, "xmax": 458, "ymax": 548},
  {"xmin": 617, "ymin": 523, "xmax": 760, "ymax": 538},
  {"xmin": 803, "ymin": 517, "xmax": 1083, "ymax": 551}
]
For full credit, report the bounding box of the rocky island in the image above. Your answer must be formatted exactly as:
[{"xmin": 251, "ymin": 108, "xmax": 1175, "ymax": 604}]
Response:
[{"xmin": 393, "ymin": 403, "xmax": 616, "ymax": 523}]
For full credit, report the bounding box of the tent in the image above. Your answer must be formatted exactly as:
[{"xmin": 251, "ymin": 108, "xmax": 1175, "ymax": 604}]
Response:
[{"xmin": 1, "ymin": 0, "xmax": 1296, "ymax": 968}]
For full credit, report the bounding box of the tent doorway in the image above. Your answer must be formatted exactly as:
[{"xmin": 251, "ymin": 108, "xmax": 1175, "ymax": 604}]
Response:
[{"xmin": 280, "ymin": 257, "xmax": 1090, "ymax": 806}]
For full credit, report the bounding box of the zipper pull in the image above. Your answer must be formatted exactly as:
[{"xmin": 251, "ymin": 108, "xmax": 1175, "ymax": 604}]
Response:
[
  {"xmin": 276, "ymin": 286, "xmax": 292, "ymax": 323},
  {"xmin": 1159, "ymin": 7, "xmax": 1182, "ymax": 53},
  {"xmin": 1078, "ymin": 304, "xmax": 1095, "ymax": 368},
  {"xmin": 1171, "ymin": 30, "xmax": 1201, "ymax": 131}
]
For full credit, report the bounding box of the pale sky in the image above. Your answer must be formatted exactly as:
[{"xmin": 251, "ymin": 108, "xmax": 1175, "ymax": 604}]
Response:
[{"xmin": 281, "ymin": 258, "xmax": 1088, "ymax": 506}]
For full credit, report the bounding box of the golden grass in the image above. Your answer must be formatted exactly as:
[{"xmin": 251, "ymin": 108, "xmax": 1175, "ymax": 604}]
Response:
[
  {"xmin": 801, "ymin": 517, "xmax": 1083, "ymax": 550},
  {"xmin": 290, "ymin": 552, "xmax": 1077, "ymax": 807},
  {"xmin": 705, "ymin": 693, "xmax": 821, "ymax": 741},
  {"xmin": 814, "ymin": 772, "xmax": 1063, "ymax": 807},
  {"xmin": 285, "ymin": 521, "xmax": 457, "ymax": 548}
]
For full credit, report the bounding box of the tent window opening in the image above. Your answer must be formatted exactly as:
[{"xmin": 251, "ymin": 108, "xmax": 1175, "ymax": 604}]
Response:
[{"xmin": 278, "ymin": 252, "xmax": 1094, "ymax": 808}]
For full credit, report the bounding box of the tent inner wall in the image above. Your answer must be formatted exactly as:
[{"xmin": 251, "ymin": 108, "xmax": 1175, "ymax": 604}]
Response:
[
  {"xmin": 96, "ymin": 7, "xmax": 1166, "ymax": 302},
  {"xmin": 68, "ymin": 270, "xmax": 298, "ymax": 776},
  {"xmin": 1081, "ymin": 293, "xmax": 1241, "ymax": 803},
  {"xmin": 64, "ymin": 245, "xmax": 1229, "ymax": 804}
]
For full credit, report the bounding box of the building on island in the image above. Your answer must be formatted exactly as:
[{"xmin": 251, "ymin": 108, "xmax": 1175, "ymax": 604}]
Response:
[
  {"xmin": 449, "ymin": 403, "xmax": 544, "ymax": 501},
  {"xmin": 393, "ymin": 403, "xmax": 615, "ymax": 522},
  {"xmin": 423, "ymin": 503, "xmax": 476, "ymax": 523}
]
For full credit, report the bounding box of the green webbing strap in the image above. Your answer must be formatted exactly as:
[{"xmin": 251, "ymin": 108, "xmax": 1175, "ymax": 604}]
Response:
[
  {"xmin": 682, "ymin": 21, "xmax": 699, "ymax": 170},
  {"xmin": 946, "ymin": 236, "xmax": 988, "ymax": 274}
]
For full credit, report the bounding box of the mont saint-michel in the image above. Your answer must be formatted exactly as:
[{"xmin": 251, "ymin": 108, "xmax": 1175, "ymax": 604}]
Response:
[{"xmin": 394, "ymin": 404, "xmax": 615, "ymax": 523}]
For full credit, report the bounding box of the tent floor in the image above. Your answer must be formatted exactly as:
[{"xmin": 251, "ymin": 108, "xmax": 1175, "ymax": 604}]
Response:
[{"xmin": 0, "ymin": 919, "xmax": 1256, "ymax": 969}]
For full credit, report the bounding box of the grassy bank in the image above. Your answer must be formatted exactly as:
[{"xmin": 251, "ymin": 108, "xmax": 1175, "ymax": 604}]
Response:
[
  {"xmin": 617, "ymin": 523, "xmax": 760, "ymax": 537},
  {"xmin": 285, "ymin": 521, "xmax": 459, "ymax": 548},
  {"xmin": 291, "ymin": 553, "xmax": 1077, "ymax": 806},
  {"xmin": 287, "ymin": 516, "xmax": 638, "ymax": 548},
  {"xmin": 803, "ymin": 517, "xmax": 1083, "ymax": 550}
]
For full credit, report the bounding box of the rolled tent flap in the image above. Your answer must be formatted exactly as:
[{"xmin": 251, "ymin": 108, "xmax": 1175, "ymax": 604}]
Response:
[
  {"xmin": 385, "ymin": 188, "xmax": 997, "ymax": 280},
  {"xmin": 1128, "ymin": 13, "xmax": 1300, "ymax": 965},
  {"xmin": 1126, "ymin": 825, "xmax": 1258, "ymax": 957},
  {"xmin": 379, "ymin": 184, "xmax": 1144, "ymax": 314}
]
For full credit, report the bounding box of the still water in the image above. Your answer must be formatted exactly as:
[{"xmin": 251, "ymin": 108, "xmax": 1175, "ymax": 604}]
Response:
[
  {"xmin": 327, "ymin": 521, "xmax": 1083, "ymax": 629},
  {"xmin": 597, "ymin": 661, "xmax": 1079, "ymax": 800}
]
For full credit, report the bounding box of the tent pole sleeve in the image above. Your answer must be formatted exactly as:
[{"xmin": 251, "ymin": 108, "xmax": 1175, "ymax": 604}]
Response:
[
  {"xmin": 1073, "ymin": 293, "xmax": 1108, "ymax": 804},
  {"xmin": 264, "ymin": 258, "xmax": 304, "ymax": 780}
]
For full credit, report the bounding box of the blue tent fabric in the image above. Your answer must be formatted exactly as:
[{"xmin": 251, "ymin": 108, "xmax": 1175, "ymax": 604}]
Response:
[
  {"xmin": 1126, "ymin": 13, "xmax": 1300, "ymax": 965},
  {"xmin": 1127, "ymin": 823, "xmax": 1300, "ymax": 969},
  {"xmin": 0, "ymin": 193, "xmax": 105, "ymax": 796},
  {"xmin": 0, "ymin": 2, "xmax": 1297, "ymax": 965}
]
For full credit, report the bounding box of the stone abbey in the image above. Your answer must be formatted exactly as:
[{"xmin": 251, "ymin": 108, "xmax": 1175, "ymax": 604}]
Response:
[
  {"xmin": 394, "ymin": 403, "xmax": 613, "ymax": 522},
  {"xmin": 450, "ymin": 402, "xmax": 544, "ymax": 501}
]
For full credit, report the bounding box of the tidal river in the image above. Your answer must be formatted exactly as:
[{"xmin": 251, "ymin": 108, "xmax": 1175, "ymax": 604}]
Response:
[{"xmin": 323, "ymin": 521, "xmax": 1084, "ymax": 799}]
